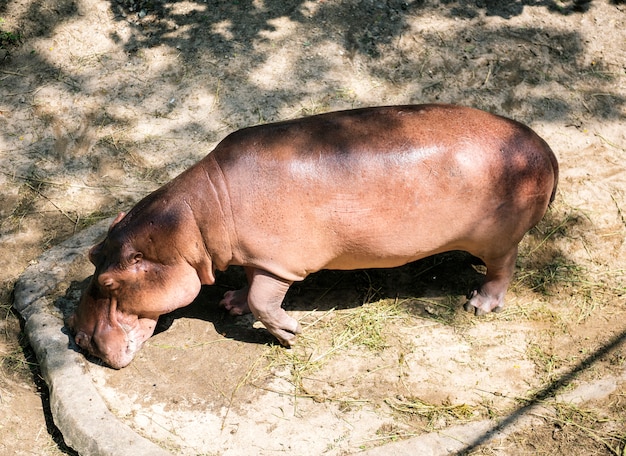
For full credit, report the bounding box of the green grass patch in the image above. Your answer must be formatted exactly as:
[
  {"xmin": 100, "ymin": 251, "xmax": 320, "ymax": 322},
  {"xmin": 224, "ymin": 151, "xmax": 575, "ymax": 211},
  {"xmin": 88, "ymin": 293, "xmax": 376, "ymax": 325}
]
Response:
[{"xmin": 0, "ymin": 18, "xmax": 20, "ymax": 48}]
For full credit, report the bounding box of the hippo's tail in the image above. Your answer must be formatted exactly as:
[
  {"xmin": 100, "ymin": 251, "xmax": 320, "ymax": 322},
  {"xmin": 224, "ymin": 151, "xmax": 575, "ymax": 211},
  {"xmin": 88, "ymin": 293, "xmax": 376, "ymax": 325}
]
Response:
[{"xmin": 548, "ymin": 146, "xmax": 559, "ymax": 206}]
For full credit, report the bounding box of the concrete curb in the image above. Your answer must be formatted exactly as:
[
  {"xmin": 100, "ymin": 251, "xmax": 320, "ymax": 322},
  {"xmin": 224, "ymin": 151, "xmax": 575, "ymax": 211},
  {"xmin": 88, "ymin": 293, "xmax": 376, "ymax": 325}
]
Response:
[{"xmin": 13, "ymin": 219, "xmax": 172, "ymax": 456}]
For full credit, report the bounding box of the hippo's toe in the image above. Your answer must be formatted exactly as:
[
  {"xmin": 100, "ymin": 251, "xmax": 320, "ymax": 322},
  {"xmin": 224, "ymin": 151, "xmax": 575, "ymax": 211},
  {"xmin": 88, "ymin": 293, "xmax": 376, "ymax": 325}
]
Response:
[
  {"xmin": 463, "ymin": 289, "xmax": 505, "ymax": 316},
  {"xmin": 272, "ymin": 322, "xmax": 302, "ymax": 347}
]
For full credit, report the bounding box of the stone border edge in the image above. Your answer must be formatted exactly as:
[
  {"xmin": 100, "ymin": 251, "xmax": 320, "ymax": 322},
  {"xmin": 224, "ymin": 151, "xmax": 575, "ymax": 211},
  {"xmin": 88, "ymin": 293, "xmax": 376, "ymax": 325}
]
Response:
[{"xmin": 13, "ymin": 219, "xmax": 171, "ymax": 456}]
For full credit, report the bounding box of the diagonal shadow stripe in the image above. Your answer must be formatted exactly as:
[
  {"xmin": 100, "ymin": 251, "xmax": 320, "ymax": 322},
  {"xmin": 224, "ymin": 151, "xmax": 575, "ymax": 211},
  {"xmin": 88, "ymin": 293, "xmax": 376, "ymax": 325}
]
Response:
[{"xmin": 456, "ymin": 327, "xmax": 626, "ymax": 455}]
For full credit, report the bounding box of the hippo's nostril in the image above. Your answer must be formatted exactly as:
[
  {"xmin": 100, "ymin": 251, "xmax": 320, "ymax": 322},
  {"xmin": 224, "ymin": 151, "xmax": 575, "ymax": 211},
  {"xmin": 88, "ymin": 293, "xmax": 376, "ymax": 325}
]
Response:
[{"xmin": 75, "ymin": 331, "xmax": 90, "ymax": 349}]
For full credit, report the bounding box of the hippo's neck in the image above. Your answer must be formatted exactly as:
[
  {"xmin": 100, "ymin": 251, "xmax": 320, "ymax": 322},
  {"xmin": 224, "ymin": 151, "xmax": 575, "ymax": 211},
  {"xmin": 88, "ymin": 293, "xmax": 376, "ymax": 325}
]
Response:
[
  {"xmin": 185, "ymin": 153, "xmax": 241, "ymax": 279},
  {"xmin": 120, "ymin": 153, "xmax": 240, "ymax": 285}
]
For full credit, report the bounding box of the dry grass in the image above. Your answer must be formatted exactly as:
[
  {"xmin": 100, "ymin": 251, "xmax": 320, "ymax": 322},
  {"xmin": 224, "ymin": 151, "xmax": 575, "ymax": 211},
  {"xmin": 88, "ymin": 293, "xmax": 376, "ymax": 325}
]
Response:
[
  {"xmin": 385, "ymin": 396, "xmax": 479, "ymax": 428},
  {"xmin": 0, "ymin": 285, "xmax": 28, "ymax": 380},
  {"xmin": 260, "ymin": 297, "xmax": 407, "ymax": 401},
  {"xmin": 544, "ymin": 401, "xmax": 626, "ymax": 455}
]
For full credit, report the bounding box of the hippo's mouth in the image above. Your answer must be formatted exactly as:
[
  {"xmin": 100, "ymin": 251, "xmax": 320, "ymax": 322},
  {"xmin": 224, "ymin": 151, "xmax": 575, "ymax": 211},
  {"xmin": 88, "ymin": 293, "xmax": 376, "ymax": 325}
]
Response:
[
  {"xmin": 100, "ymin": 319, "xmax": 156, "ymax": 369},
  {"xmin": 68, "ymin": 304, "xmax": 159, "ymax": 368},
  {"xmin": 93, "ymin": 323, "xmax": 144, "ymax": 369},
  {"xmin": 69, "ymin": 323, "xmax": 141, "ymax": 369}
]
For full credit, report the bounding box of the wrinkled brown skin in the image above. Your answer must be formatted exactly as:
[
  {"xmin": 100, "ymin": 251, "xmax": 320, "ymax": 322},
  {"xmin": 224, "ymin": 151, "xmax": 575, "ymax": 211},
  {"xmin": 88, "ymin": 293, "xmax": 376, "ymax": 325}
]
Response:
[{"xmin": 68, "ymin": 104, "xmax": 558, "ymax": 369}]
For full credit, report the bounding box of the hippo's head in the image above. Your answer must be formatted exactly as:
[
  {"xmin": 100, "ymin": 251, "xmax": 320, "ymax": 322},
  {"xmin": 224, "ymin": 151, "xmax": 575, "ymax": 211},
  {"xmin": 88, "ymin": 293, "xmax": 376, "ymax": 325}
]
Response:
[{"xmin": 68, "ymin": 211, "xmax": 204, "ymax": 368}]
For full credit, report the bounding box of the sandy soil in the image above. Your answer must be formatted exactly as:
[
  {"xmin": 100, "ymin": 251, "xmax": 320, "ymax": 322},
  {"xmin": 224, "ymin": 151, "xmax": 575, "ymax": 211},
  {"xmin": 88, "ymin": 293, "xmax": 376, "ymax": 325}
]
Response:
[{"xmin": 1, "ymin": 0, "xmax": 625, "ymax": 454}]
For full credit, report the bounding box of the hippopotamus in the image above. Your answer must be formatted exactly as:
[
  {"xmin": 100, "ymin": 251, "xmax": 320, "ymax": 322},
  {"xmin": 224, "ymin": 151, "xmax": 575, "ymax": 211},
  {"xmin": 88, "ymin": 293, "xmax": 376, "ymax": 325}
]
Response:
[{"xmin": 68, "ymin": 104, "xmax": 558, "ymax": 369}]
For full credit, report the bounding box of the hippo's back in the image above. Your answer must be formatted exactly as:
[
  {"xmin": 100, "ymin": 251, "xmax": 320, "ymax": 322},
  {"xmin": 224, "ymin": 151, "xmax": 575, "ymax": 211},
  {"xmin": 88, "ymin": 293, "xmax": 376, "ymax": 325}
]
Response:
[{"xmin": 208, "ymin": 104, "xmax": 557, "ymax": 281}]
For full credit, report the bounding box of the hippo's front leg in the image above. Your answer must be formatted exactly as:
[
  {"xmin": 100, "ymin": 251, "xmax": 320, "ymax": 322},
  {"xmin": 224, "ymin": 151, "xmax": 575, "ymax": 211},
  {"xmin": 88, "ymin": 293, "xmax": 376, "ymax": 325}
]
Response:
[{"xmin": 245, "ymin": 268, "xmax": 302, "ymax": 346}]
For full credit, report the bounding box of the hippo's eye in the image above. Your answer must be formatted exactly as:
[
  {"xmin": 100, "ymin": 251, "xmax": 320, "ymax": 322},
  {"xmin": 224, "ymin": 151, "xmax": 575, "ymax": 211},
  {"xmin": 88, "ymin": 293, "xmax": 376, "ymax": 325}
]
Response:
[{"xmin": 98, "ymin": 272, "xmax": 119, "ymax": 290}]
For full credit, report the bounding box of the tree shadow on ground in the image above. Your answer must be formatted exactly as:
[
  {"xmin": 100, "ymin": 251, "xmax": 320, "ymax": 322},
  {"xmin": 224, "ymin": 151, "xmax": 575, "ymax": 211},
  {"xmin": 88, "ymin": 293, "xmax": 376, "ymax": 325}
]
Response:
[
  {"xmin": 1, "ymin": 0, "xmax": 623, "ymax": 186},
  {"xmin": 101, "ymin": 0, "xmax": 623, "ymax": 124},
  {"xmin": 106, "ymin": 0, "xmax": 596, "ymax": 57}
]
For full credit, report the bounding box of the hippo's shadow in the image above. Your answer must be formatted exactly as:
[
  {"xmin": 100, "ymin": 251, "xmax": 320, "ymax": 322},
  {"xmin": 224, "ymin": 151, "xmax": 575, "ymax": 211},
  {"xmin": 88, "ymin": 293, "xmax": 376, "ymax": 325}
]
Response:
[{"xmin": 156, "ymin": 251, "xmax": 486, "ymax": 345}]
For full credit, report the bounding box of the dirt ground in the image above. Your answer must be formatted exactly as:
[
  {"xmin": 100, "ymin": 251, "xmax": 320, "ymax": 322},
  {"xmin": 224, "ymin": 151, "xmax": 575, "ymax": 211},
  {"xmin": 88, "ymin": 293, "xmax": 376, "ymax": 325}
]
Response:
[{"xmin": 1, "ymin": 0, "xmax": 625, "ymax": 454}]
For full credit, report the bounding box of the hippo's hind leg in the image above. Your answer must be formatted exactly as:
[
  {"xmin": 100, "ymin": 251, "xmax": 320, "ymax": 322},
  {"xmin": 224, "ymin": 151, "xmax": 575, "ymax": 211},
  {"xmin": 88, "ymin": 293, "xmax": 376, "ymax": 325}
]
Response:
[
  {"xmin": 220, "ymin": 267, "xmax": 255, "ymax": 315},
  {"xmin": 220, "ymin": 287, "xmax": 250, "ymax": 315},
  {"xmin": 463, "ymin": 245, "xmax": 518, "ymax": 316},
  {"xmin": 246, "ymin": 268, "xmax": 302, "ymax": 347}
]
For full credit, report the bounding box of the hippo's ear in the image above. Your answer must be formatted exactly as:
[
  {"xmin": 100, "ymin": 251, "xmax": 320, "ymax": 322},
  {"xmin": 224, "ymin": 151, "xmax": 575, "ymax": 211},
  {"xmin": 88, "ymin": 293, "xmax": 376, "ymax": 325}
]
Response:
[
  {"xmin": 108, "ymin": 212, "xmax": 126, "ymax": 232},
  {"xmin": 88, "ymin": 242, "xmax": 103, "ymax": 265}
]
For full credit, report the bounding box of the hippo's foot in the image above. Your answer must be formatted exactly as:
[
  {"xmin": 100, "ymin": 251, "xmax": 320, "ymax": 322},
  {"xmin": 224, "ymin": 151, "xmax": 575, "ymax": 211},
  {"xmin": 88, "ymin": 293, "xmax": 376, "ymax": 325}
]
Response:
[
  {"xmin": 463, "ymin": 248, "xmax": 517, "ymax": 316},
  {"xmin": 263, "ymin": 318, "xmax": 302, "ymax": 347},
  {"xmin": 220, "ymin": 287, "xmax": 250, "ymax": 316},
  {"xmin": 463, "ymin": 289, "xmax": 504, "ymax": 316}
]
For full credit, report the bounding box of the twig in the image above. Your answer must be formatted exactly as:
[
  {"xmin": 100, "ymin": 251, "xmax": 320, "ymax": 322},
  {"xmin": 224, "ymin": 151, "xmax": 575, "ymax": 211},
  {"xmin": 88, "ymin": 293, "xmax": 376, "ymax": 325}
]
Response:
[
  {"xmin": 0, "ymin": 69, "xmax": 23, "ymax": 76},
  {"xmin": 252, "ymin": 382, "xmax": 371, "ymax": 406},
  {"xmin": 594, "ymin": 132, "xmax": 624, "ymax": 151},
  {"xmin": 610, "ymin": 194, "xmax": 626, "ymax": 230},
  {"xmin": 252, "ymin": 383, "xmax": 316, "ymax": 400},
  {"xmin": 23, "ymin": 181, "xmax": 79, "ymax": 228},
  {"xmin": 435, "ymin": 30, "xmax": 447, "ymax": 46},
  {"xmin": 301, "ymin": 307, "xmax": 336, "ymax": 329},
  {"xmin": 5, "ymin": 87, "xmax": 38, "ymax": 97},
  {"xmin": 220, "ymin": 354, "xmax": 265, "ymax": 431},
  {"xmin": 483, "ymin": 62, "xmax": 493, "ymax": 86},
  {"xmin": 506, "ymin": 31, "xmax": 564, "ymax": 55},
  {"xmin": 2, "ymin": 171, "xmax": 133, "ymax": 190},
  {"xmin": 357, "ymin": 432, "xmax": 421, "ymax": 445}
]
